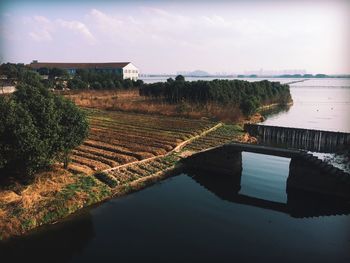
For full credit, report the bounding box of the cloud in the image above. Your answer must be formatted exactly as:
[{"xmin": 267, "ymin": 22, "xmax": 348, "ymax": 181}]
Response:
[
  {"xmin": 86, "ymin": 8, "xmax": 275, "ymax": 51},
  {"xmin": 28, "ymin": 15, "xmax": 53, "ymax": 42},
  {"xmin": 29, "ymin": 30, "xmax": 52, "ymax": 42},
  {"xmin": 56, "ymin": 19, "xmax": 95, "ymax": 43},
  {"xmin": 25, "ymin": 15, "xmax": 95, "ymax": 44}
]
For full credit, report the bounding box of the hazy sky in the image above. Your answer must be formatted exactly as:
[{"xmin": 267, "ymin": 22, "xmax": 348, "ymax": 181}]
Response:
[{"xmin": 1, "ymin": 0, "xmax": 349, "ymax": 74}]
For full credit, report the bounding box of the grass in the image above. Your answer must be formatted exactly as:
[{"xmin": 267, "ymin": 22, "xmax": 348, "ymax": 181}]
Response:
[
  {"xmin": 64, "ymin": 89, "xmax": 245, "ymax": 122},
  {"xmin": 0, "ymin": 170, "xmax": 111, "ymax": 240}
]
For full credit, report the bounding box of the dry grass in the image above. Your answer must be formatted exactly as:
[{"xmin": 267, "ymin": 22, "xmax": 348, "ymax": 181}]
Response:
[
  {"xmin": 63, "ymin": 89, "xmax": 244, "ymax": 122},
  {"xmin": 0, "ymin": 166, "xmax": 111, "ymax": 240},
  {"xmin": 19, "ymin": 166, "xmax": 75, "ymax": 210}
]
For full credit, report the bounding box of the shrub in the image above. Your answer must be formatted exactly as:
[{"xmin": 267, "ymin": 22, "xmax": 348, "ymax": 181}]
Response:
[
  {"xmin": 240, "ymin": 98, "xmax": 260, "ymax": 116},
  {"xmin": 0, "ymin": 84, "xmax": 89, "ymax": 177},
  {"xmin": 67, "ymin": 77, "xmax": 88, "ymax": 90},
  {"xmin": 91, "ymin": 81, "xmax": 102, "ymax": 90}
]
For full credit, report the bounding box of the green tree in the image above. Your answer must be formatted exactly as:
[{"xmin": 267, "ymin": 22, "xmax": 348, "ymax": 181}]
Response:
[
  {"xmin": 240, "ymin": 97, "xmax": 260, "ymax": 116},
  {"xmin": 91, "ymin": 81, "xmax": 102, "ymax": 90},
  {"xmin": 123, "ymin": 79, "xmax": 133, "ymax": 89},
  {"xmin": 0, "ymin": 84, "xmax": 89, "ymax": 177},
  {"xmin": 48, "ymin": 68, "xmax": 69, "ymax": 80},
  {"xmin": 67, "ymin": 77, "xmax": 88, "ymax": 90},
  {"xmin": 54, "ymin": 97, "xmax": 89, "ymax": 168},
  {"xmin": 175, "ymin": 75, "xmax": 185, "ymax": 82}
]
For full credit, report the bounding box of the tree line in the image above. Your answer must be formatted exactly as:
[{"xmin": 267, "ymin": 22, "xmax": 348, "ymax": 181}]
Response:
[
  {"xmin": 139, "ymin": 76, "xmax": 291, "ymax": 116},
  {"xmin": 0, "ymin": 63, "xmax": 143, "ymax": 90},
  {"xmin": 66, "ymin": 69, "xmax": 143, "ymax": 90}
]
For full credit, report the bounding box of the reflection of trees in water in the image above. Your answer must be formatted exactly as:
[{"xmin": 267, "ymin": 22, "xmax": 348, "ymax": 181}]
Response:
[
  {"xmin": 260, "ymin": 104, "xmax": 292, "ymax": 119},
  {"xmin": 186, "ymin": 168, "xmax": 350, "ymax": 218},
  {"xmin": 0, "ymin": 211, "xmax": 95, "ymax": 263}
]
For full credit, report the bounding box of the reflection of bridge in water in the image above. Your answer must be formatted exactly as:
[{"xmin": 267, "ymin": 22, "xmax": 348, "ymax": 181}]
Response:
[{"xmin": 182, "ymin": 143, "xmax": 350, "ymax": 217}]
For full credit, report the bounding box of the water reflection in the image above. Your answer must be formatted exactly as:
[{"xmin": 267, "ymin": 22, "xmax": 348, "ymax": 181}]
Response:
[
  {"xmin": 185, "ymin": 165, "xmax": 350, "ymax": 218},
  {"xmin": 260, "ymin": 104, "xmax": 292, "ymax": 120},
  {"xmin": 0, "ymin": 211, "xmax": 94, "ymax": 262}
]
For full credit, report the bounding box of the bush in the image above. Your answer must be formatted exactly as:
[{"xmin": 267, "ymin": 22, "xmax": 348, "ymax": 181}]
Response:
[
  {"xmin": 0, "ymin": 84, "xmax": 89, "ymax": 177},
  {"xmin": 67, "ymin": 77, "xmax": 88, "ymax": 90},
  {"xmin": 91, "ymin": 81, "xmax": 102, "ymax": 90},
  {"xmin": 240, "ymin": 97, "xmax": 260, "ymax": 116}
]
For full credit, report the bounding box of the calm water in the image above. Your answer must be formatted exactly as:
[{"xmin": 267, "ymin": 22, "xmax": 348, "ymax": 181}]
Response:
[
  {"xmin": 262, "ymin": 79, "xmax": 350, "ymax": 132},
  {"xmin": 1, "ymin": 78, "xmax": 349, "ymax": 262}
]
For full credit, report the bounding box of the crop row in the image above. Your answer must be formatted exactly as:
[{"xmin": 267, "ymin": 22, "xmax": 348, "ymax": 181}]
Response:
[
  {"xmin": 67, "ymin": 110, "xmax": 214, "ymax": 175},
  {"xmin": 98, "ymin": 154, "xmax": 181, "ymax": 187},
  {"xmin": 183, "ymin": 125, "xmax": 244, "ymax": 152}
]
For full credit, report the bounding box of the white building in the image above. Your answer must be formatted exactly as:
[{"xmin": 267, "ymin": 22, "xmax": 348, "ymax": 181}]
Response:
[{"xmin": 121, "ymin": 62, "xmax": 139, "ymax": 80}]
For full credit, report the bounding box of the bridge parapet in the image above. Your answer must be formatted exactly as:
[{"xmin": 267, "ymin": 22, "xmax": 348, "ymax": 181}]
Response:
[{"xmin": 244, "ymin": 124, "xmax": 350, "ymax": 152}]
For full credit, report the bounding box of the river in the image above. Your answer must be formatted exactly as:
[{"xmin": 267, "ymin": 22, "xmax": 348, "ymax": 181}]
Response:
[{"xmin": 1, "ymin": 78, "xmax": 349, "ymax": 262}]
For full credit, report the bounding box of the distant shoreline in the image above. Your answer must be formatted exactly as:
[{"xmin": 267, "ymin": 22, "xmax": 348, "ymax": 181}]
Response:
[{"xmin": 141, "ymin": 75, "xmax": 350, "ymax": 79}]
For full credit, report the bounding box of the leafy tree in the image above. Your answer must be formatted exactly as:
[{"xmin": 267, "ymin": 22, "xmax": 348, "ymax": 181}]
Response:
[
  {"xmin": 124, "ymin": 79, "xmax": 133, "ymax": 89},
  {"xmin": 240, "ymin": 97, "xmax": 259, "ymax": 116},
  {"xmin": 67, "ymin": 77, "xmax": 88, "ymax": 90},
  {"xmin": 134, "ymin": 79, "xmax": 144, "ymax": 87},
  {"xmin": 114, "ymin": 80, "xmax": 122, "ymax": 89},
  {"xmin": 38, "ymin": 67, "xmax": 50, "ymax": 75},
  {"xmin": 175, "ymin": 75, "xmax": 185, "ymax": 82},
  {"xmin": 48, "ymin": 68, "xmax": 69, "ymax": 80},
  {"xmin": 104, "ymin": 80, "xmax": 116, "ymax": 89},
  {"xmin": 18, "ymin": 70, "xmax": 43, "ymax": 87},
  {"xmin": 91, "ymin": 81, "xmax": 102, "ymax": 90},
  {"xmin": 54, "ymin": 97, "xmax": 89, "ymax": 168},
  {"xmin": 0, "ymin": 84, "xmax": 89, "ymax": 177}
]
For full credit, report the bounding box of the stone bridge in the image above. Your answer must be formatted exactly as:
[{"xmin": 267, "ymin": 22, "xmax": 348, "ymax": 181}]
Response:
[
  {"xmin": 182, "ymin": 143, "xmax": 350, "ymax": 217},
  {"xmin": 244, "ymin": 124, "xmax": 350, "ymax": 152}
]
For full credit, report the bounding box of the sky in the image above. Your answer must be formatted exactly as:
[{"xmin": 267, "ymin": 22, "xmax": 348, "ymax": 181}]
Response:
[{"xmin": 0, "ymin": 0, "xmax": 349, "ymax": 74}]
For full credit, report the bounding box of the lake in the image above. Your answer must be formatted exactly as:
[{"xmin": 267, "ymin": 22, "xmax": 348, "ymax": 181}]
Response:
[{"xmin": 1, "ymin": 78, "xmax": 349, "ymax": 262}]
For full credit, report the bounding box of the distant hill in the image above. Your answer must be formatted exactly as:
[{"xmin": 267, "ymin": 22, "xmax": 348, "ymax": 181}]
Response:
[{"xmin": 177, "ymin": 70, "xmax": 210, "ymax": 77}]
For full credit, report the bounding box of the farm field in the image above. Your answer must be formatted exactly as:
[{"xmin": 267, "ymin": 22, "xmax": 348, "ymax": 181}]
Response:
[
  {"xmin": 68, "ymin": 109, "xmax": 217, "ymax": 175},
  {"xmin": 98, "ymin": 123, "xmax": 246, "ymax": 188}
]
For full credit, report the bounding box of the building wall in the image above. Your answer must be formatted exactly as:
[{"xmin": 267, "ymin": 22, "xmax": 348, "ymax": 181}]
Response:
[{"xmin": 122, "ymin": 63, "xmax": 139, "ymax": 80}]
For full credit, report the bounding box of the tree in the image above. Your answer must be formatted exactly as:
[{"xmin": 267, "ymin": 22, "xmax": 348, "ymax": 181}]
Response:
[
  {"xmin": 91, "ymin": 81, "xmax": 102, "ymax": 90},
  {"xmin": 123, "ymin": 79, "xmax": 133, "ymax": 89},
  {"xmin": 134, "ymin": 79, "xmax": 144, "ymax": 87},
  {"xmin": 48, "ymin": 68, "xmax": 69, "ymax": 80},
  {"xmin": 54, "ymin": 96, "xmax": 89, "ymax": 168},
  {"xmin": 240, "ymin": 97, "xmax": 260, "ymax": 116},
  {"xmin": 67, "ymin": 77, "xmax": 88, "ymax": 90},
  {"xmin": 0, "ymin": 84, "xmax": 89, "ymax": 177},
  {"xmin": 175, "ymin": 75, "xmax": 185, "ymax": 82},
  {"xmin": 19, "ymin": 70, "xmax": 43, "ymax": 87}
]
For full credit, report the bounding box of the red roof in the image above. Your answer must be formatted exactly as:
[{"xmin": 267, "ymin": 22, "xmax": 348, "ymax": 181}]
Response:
[{"xmin": 29, "ymin": 62, "xmax": 131, "ymax": 69}]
